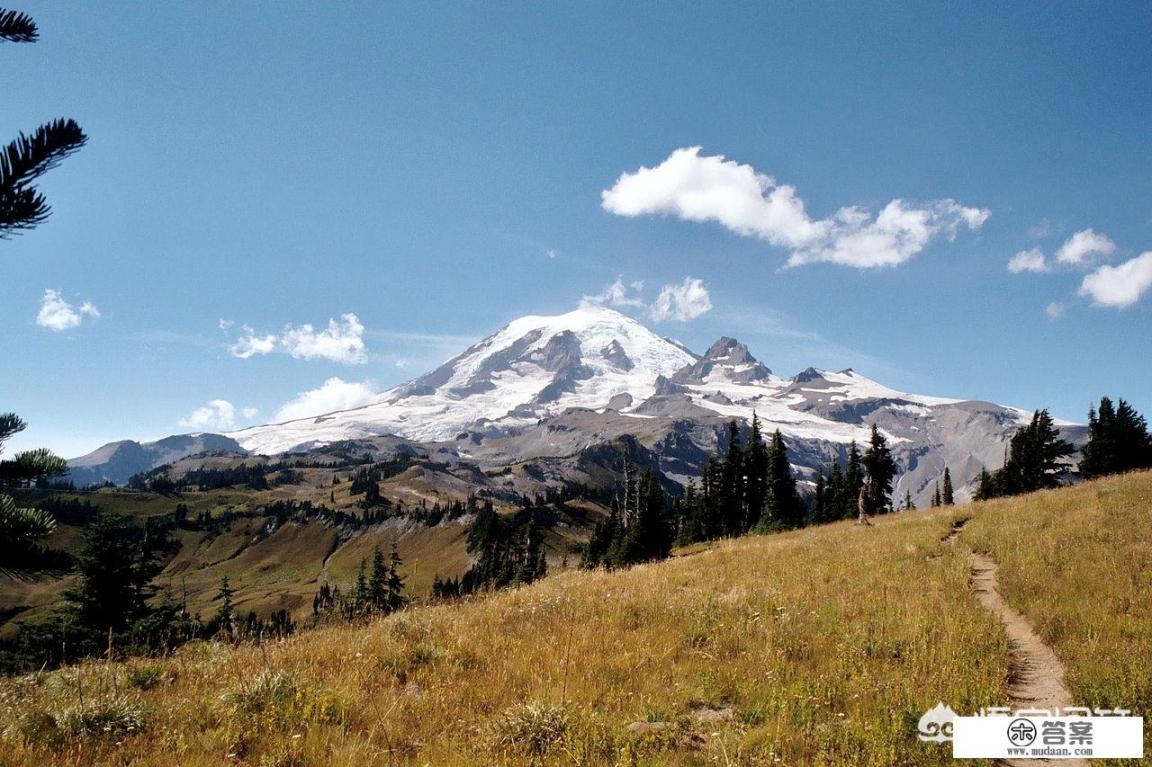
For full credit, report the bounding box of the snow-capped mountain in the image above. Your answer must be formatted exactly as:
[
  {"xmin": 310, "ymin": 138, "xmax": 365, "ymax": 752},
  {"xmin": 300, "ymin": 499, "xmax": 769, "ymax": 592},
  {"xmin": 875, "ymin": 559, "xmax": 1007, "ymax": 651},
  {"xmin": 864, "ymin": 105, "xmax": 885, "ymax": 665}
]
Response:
[
  {"xmin": 69, "ymin": 305, "xmax": 1085, "ymax": 505},
  {"xmin": 229, "ymin": 307, "xmax": 697, "ymax": 453}
]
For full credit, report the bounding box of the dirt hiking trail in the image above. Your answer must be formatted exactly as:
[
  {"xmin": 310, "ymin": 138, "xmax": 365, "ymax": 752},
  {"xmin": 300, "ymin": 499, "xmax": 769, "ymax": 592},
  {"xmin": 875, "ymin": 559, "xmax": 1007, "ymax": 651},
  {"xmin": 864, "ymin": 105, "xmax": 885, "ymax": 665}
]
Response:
[{"xmin": 947, "ymin": 515, "xmax": 1088, "ymax": 767}]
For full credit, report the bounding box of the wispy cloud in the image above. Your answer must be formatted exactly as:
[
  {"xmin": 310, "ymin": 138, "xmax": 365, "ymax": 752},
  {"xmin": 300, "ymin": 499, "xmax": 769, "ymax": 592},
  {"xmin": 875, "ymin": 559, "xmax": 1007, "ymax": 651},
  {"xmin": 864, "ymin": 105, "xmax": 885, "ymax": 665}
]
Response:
[
  {"xmin": 36, "ymin": 289, "xmax": 100, "ymax": 332},
  {"xmin": 602, "ymin": 147, "xmax": 988, "ymax": 269},
  {"xmin": 581, "ymin": 275, "xmax": 713, "ymax": 322},
  {"xmin": 228, "ymin": 313, "xmax": 367, "ymax": 364},
  {"xmin": 1008, "ymin": 248, "xmax": 1049, "ymax": 274}
]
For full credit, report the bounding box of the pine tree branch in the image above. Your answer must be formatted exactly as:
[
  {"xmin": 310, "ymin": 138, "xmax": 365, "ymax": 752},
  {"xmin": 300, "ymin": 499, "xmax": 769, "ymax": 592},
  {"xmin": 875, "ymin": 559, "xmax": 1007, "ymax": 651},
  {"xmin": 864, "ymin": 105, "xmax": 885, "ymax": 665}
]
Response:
[
  {"xmin": 0, "ymin": 118, "xmax": 87, "ymax": 236},
  {"xmin": 0, "ymin": 9, "xmax": 38, "ymax": 42},
  {"xmin": 0, "ymin": 493, "xmax": 56, "ymax": 539},
  {"xmin": 0, "ymin": 412, "xmax": 28, "ymax": 448},
  {"xmin": 0, "ymin": 448, "xmax": 68, "ymax": 486}
]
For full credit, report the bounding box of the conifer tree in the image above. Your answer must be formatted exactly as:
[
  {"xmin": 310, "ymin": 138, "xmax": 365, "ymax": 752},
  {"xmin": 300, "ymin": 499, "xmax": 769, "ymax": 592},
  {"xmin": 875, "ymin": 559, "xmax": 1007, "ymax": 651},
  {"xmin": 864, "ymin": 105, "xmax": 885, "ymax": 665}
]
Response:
[
  {"xmin": 743, "ymin": 413, "xmax": 769, "ymax": 531},
  {"xmin": 904, "ymin": 489, "xmax": 915, "ymax": 511},
  {"xmin": 809, "ymin": 472, "xmax": 831, "ymax": 524},
  {"xmin": 385, "ymin": 540, "xmax": 407, "ymax": 610},
  {"xmin": 994, "ymin": 410, "xmax": 1075, "ymax": 496},
  {"xmin": 973, "ymin": 467, "xmax": 997, "ymax": 501},
  {"xmin": 845, "ymin": 441, "xmax": 864, "ymax": 517},
  {"xmin": 862, "ymin": 425, "xmax": 897, "ymax": 514},
  {"xmin": 698, "ymin": 457, "xmax": 724, "ymax": 539},
  {"xmin": 581, "ymin": 497, "xmax": 619, "ymax": 568},
  {"xmin": 932, "ymin": 482, "xmax": 941, "ymax": 508},
  {"xmin": 1080, "ymin": 397, "xmax": 1152, "ymax": 478},
  {"xmin": 942, "ymin": 467, "xmax": 955, "ymax": 505},
  {"xmin": 352, "ymin": 559, "xmax": 368, "ymax": 615},
  {"xmin": 515, "ymin": 521, "xmax": 547, "ymax": 584},
  {"xmin": 213, "ymin": 576, "xmax": 235, "ymax": 638},
  {"xmin": 620, "ymin": 470, "xmax": 671, "ymax": 563},
  {"xmin": 719, "ymin": 421, "xmax": 745, "ymax": 536},
  {"xmin": 673, "ymin": 480, "xmax": 704, "ymax": 545},
  {"xmin": 827, "ymin": 460, "xmax": 848, "ymax": 520},
  {"xmin": 761, "ymin": 430, "xmax": 803, "ymax": 529},
  {"xmin": 65, "ymin": 512, "xmax": 169, "ymax": 643},
  {"xmin": 368, "ymin": 546, "xmax": 389, "ymax": 611}
]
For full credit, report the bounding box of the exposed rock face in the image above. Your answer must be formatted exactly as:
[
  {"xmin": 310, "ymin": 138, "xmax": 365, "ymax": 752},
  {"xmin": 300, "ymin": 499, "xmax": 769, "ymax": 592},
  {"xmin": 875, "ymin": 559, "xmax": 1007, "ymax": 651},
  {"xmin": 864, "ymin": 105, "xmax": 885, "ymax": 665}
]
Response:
[{"xmin": 600, "ymin": 339, "xmax": 634, "ymax": 371}]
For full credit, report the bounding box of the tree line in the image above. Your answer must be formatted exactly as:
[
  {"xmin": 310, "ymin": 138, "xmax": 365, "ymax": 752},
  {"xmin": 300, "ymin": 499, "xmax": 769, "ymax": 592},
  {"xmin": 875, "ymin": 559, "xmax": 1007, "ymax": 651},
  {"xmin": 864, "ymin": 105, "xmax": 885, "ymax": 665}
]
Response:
[
  {"xmin": 975, "ymin": 398, "xmax": 1151, "ymax": 500},
  {"xmin": 311, "ymin": 543, "xmax": 408, "ymax": 623}
]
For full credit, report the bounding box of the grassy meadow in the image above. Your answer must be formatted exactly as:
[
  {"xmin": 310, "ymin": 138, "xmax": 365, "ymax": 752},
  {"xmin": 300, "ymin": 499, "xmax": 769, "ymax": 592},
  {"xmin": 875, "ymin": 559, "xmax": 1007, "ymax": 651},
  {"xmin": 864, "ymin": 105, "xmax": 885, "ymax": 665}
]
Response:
[
  {"xmin": 2, "ymin": 472, "xmax": 1149, "ymax": 766},
  {"xmin": 960, "ymin": 469, "xmax": 1152, "ymax": 762}
]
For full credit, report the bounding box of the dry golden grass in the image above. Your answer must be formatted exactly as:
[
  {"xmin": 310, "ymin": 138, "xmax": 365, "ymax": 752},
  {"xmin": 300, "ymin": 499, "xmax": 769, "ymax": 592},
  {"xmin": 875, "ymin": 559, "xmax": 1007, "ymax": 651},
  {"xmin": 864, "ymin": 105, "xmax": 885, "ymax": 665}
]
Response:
[
  {"xmin": 0, "ymin": 503, "xmax": 1013, "ymax": 766},
  {"xmin": 960, "ymin": 470, "xmax": 1152, "ymax": 762}
]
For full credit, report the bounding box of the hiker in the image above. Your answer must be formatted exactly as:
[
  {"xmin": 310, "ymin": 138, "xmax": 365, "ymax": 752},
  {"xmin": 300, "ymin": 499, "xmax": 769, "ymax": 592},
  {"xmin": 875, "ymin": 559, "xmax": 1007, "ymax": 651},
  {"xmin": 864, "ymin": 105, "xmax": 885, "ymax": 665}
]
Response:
[{"xmin": 857, "ymin": 483, "xmax": 873, "ymax": 526}]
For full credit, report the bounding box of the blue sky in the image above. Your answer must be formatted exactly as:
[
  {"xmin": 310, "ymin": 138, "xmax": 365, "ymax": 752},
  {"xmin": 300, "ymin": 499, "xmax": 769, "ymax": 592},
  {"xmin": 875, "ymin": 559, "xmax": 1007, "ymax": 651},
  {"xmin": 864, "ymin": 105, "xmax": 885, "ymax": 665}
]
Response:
[{"xmin": 2, "ymin": 1, "xmax": 1150, "ymax": 458}]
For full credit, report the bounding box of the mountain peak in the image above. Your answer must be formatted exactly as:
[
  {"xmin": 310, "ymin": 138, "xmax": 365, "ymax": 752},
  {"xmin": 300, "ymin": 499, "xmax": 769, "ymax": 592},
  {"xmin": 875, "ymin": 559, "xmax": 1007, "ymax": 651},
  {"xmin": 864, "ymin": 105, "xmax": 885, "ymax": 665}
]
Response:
[
  {"xmin": 793, "ymin": 366, "xmax": 827, "ymax": 383},
  {"xmin": 672, "ymin": 336, "xmax": 773, "ymax": 385}
]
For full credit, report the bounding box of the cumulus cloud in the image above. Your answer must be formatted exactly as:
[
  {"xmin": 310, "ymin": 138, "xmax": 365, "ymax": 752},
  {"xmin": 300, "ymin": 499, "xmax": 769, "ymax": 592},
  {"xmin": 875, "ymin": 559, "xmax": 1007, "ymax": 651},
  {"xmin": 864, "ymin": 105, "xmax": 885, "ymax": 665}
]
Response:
[
  {"xmin": 228, "ymin": 313, "xmax": 366, "ymax": 364},
  {"xmin": 1008, "ymin": 248, "xmax": 1049, "ymax": 274},
  {"xmin": 1078, "ymin": 252, "xmax": 1152, "ymax": 308},
  {"xmin": 601, "ymin": 147, "xmax": 988, "ymax": 268},
  {"xmin": 180, "ymin": 399, "xmax": 239, "ymax": 431},
  {"xmin": 1056, "ymin": 228, "xmax": 1116, "ymax": 265},
  {"xmin": 582, "ymin": 275, "xmax": 713, "ymax": 322},
  {"xmin": 1045, "ymin": 302, "xmax": 1065, "ymax": 320},
  {"xmin": 35, "ymin": 289, "xmax": 100, "ymax": 332},
  {"xmin": 274, "ymin": 377, "xmax": 380, "ymax": 422},
  {"xmin": 649, "ymin": 277, "xmax": 713, "ymax": 321}
]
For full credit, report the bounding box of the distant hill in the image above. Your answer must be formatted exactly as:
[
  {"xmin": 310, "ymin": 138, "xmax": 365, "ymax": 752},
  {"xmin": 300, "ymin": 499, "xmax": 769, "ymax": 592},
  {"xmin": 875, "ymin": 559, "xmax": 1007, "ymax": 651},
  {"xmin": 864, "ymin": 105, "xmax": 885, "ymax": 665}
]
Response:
[{"xmin": 67, "ymin": 433, "xmax": 247, "ymax": 487}]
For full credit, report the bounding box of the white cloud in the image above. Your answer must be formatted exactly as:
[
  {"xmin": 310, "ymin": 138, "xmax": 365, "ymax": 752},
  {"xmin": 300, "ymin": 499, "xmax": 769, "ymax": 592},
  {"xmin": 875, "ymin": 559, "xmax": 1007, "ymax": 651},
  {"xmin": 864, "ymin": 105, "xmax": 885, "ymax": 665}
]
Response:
[
  {"xmin": 649, "ymin": 277, "xmax": 713, "ymax": 321},
  {"xmin": 241, "ymin": 407, "xmax": 259, "ymax": 420},
  {"xmin": 1056, "ymin": 228, "xmax": 1116, "ymax": 265},
  {"xmin": 274, "ymin": 377, "xmax": 380, "ymax": 422},
  {"xmin": 1078, "ymin": 252, "xmax": 1152, "ymax": 308},
  {"xmin": 35, "ymin": 289, "xmax": 100, "ymax": 332},
  {"xmin": 180, "ymin": 399, "xmax": 238, "ymax": 431},
  {"xmin": 1008, "ymin": 248, "xmax": 1049, "ymax": 273},
  {"xmin": 581, "ymin": 275, "xmax": 713, "ymax": 322},
  {"xmin": 602, "ymin": 147, "xmax": 988, "ymax": 269},
  {"xmin": 1045, "ymin": 302, "xmax": 1065, "ymax": 319},
  {"xmin": 228, "ymin": 313, "xmax": 366, "ymax": 364}
]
